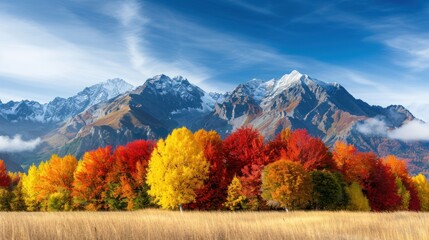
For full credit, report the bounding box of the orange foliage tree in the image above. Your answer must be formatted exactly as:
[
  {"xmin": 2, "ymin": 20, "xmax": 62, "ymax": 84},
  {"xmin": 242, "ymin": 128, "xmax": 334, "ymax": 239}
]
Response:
[
  {"xmin": 37, "ymin": 155, "xmax": 78, "ymax": 210},
  {"xmin": 72, "ymin": 146, "xmax": 113, "ymax": 210},
  {"xmin": 332, "ymin": 141, "xmax": 357, "ymax": 175},
  {"xmin": 261, "ymin": 159, "xmax": 312, "ymax": 211}
]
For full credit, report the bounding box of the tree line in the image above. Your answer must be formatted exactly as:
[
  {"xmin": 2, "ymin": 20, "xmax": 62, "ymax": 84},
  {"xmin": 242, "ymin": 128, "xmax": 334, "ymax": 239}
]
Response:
[{"xmin": 0, "ymin": 126, "xmax": 428, "ymax": 212}]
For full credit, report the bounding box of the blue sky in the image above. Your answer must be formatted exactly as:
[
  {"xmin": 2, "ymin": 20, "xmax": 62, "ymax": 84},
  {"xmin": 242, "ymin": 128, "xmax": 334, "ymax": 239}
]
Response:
[{"xmin": 1, "ymin": 0, "xmax": 429, "ymax": 120}]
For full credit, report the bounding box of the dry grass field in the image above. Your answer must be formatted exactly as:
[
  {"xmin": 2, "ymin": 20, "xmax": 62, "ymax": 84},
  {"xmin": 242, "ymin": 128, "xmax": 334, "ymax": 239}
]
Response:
[{"xmin": 0, "ymin": 210, "xmax": 428, "ymax": 240}]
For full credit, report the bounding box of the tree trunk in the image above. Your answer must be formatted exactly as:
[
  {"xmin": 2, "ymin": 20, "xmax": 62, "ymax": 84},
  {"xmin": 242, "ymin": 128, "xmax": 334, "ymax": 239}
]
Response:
[
  {"xmin": 179, "ymin": 204, "xmax": 183, "ymax": 213},
  {"xmin": 285, "ymin": 207, "xmax": 289, "ymax": 212}
]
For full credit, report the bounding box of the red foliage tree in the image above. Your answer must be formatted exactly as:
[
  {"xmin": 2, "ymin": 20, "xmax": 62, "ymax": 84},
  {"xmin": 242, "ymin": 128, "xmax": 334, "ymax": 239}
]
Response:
[
  {"xmin": 0, "ymin": 160, "xmax": 11, "ymax": 188},
  {"xmin": 106, "ymin": 140, "xmax": 155, "ymax": 210},
  {"xmin": 282, "ymin": 129, "xmax": 336, "ymax": 171},
  {"xmin": 114, "ymin": 140, "xmax": 155, "ymax": 183},
  {"xmin": 265, "ymin": 128, "xmax": 291, "ymax": 162},
  {"xmin": 187, "ymin": 130, "xmax": 229, "ymax": 210},
  {"xmin": 223, "ymin": 127, "xmax": 267, "ymax": 207},
  {"xmin": 366, "ymin": 161, "xmax": 401, "ymax": 211},
  {"xmin": 223, "ymin": 127, "xmax": 266, "ymax": 177}
]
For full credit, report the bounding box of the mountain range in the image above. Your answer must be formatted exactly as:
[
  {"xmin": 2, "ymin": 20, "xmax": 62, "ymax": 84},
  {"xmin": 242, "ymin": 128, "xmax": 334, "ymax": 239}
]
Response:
[{"xmin": 1, "ymin": 71, "xmax": 428, "ymax": 175}]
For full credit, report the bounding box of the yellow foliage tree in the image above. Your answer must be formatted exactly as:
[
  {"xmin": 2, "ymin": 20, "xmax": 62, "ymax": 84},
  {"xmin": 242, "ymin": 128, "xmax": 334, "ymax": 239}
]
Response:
[
  {"xmin": 345, "ymin": 181, "xmax": 371, "ymax": 211},
  {"xmin": 224, "ymin": 176, "xmax": 246, "ymax": 211},
  {"xmin": 146, "ymin": 127, "xmax": 209, "ymax": 211},
  {"xmin": 412, "ymin": 174, "xmax": 429, "ymax": 211},
  {"xmin": 21, "ymin": 164, "xmax": 44, "ymax": 211},
  {"xmin": 261, "ymin": 159, "xmax": 312, "ymax": 211}
]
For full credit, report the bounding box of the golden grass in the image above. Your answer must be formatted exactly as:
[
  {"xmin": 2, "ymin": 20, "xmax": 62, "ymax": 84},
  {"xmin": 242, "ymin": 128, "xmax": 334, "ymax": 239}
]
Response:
[{"xmin": 0, "ymin": 210, "xmax": 428, "ymax": 240}]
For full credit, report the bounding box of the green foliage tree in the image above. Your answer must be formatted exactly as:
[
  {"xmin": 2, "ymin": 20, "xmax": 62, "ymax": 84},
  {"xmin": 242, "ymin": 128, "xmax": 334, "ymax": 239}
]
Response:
[
  {"xmin": 345, "ymin": 181, "xmax": 371, "ymax": 211},
  {"xmin": 0, "ymin": 188, "xmax": 11, "ymax": 211},
  {"xmin": 48, "ymin": 191, "xmax": 71, "ymax": 211},
  {"xmin": 146, "ymin": 127, "xmax": 209, "ymax": 211},
  {"xmin": 10, "ymin": 181, "xmax": 26, "ymax": 211},
  {"xmin": 395, "ymin": 176, "xmax": 410, "ymax": 210},
  {"xmin": 310, "ymin": 170, "xmax": 346, "ymax": 210}
]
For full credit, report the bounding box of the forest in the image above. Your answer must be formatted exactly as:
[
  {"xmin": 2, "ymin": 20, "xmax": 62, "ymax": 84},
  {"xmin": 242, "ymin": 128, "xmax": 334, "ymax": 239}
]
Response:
[{"xmin": 0, "ymin": 126, "xmax": 428, "ymax": 212}]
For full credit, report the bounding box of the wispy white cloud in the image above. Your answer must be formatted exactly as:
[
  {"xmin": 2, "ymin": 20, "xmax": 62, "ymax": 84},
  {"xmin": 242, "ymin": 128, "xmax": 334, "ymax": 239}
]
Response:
[
  {"xmin": 103, "ymin": 0, "xmax": 212, "ymax": 90},
  {"xmin": 0, "ymin": 135, "xmax": 41, "ymax": 152},
  {"xmin": 224, "ymin": 0, "xmax": 275, "ymax": 15},
  {"xmin": 382, "ymin": 34, "xmax": 429, "ymax": 70},
  {"xmin": 1, "ymin": 0, "xmax": 428, "ymax": 123},
  {"xmin": 0, "ymin": 12, "xmax": 143, "ymax": 101},
  {"xmin": 101, "ymin": 0, "xmax": 310, "ymax": 93}
]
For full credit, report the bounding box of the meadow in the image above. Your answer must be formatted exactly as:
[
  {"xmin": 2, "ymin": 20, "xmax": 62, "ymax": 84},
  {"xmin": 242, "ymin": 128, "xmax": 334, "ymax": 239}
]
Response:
[{"xmin": 0, "ymin": 210, "xmax": 428, "ymax": 240}]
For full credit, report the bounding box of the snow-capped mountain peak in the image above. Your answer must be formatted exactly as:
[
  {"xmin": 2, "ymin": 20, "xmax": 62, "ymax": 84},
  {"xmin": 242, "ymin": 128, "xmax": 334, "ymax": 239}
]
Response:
[
  {"xmin": 101, "ymin": 78, "xmax": 135, "ymax": 99},
  {"xmin": 0, "ymin": 78, "xmax": 134, "ymax": 123}
]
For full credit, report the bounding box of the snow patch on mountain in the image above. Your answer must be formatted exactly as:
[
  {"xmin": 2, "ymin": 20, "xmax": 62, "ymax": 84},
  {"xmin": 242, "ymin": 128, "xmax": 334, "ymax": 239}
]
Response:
[
  {"xmin": 0, "ymin": 78, "xmax": 134, "ymax": 123},
  {"xmin": 227, "ymin": 70, "xmax": 344, "ymax": 105}
]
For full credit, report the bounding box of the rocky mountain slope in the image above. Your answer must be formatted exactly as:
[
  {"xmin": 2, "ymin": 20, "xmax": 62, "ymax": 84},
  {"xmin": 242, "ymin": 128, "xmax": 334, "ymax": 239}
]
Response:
[{"xmin": 1, "ymin": 71, "xmax": 428, "ymax": 175}]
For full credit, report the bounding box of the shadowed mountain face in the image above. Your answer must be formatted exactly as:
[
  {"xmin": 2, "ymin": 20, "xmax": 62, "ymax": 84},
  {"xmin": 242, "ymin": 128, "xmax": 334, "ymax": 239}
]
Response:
[{"xmin": 1, "ymin": 71, "xmax": 428, "ymax": 174}]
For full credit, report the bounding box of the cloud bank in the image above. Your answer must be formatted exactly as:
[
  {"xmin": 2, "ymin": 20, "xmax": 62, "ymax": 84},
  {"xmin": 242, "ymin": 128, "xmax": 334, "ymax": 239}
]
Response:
[
  {"xmin": 0, "ymin": 135, "xmax": 41, "ymax": 152},
  {"xmin": 357, "ymin": 118, "xmax": 429, "ymax": 141},
  {"xmin": 388, "ymin": 121, "xmax": 429, "ymax": 141}
]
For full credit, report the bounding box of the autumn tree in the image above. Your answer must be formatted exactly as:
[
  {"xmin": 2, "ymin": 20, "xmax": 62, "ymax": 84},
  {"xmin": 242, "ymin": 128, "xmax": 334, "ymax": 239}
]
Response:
[
  {"xmin": 366, "ymin": 161, "xmax": 401, "ymax": 211},
  {"xmin": 37, "ymin": 155, "xmax": 78, "ymax": 211},
  {"xmin": 332, "ymin": 141, "xmax": 357, "ymax": 176},
  {"xmin": 310, "ymin": 170, "xmax": 347, "ymax": 210},
  {"xmin": 10, "ymin": 180, "xmax": 26, "ymax": 211},
  {"xmin": 72, "ymin": 146, "xmax": 113, "ymax": 211},
  {"xmin": 412, "ymin": 174, "xmax": 429, "ymax": 211},
  {"xmin": 187, "ymin": 129, "xmax": 229, "ymax": 210},
  {"xmin": 261, "ymin": 159, "xmax": 312, "ymax": 211},
  {"xmin": 0, "ymin": 188, "xmax": 11, "ymax": 211},
  {"xmin": 282, "ymin": 129, "xmax": 336, "ymax": 171},
  {"xmin": 21, "ymin": 164, "xmax": 46, "ymax": 211},
  {"xmin": 0, "ymin": 160, "xmax": 11, "ymax": 188},
  {"xmin": 395, "ymin": 176, "xmax": 410, "ymax": 210},
  {"xmin": 331, "ymin": 150, "xmax": 400, "ymax": 211},
  {"xmin": 223, "ymin": 127, "xmax": 267, "ymax": 209},
  {"xmin": 265, "ymin": 128, "xmax": 291, "ymax": 162},
  {"xmin": 383, "ymin": 155, "xmax": 420, "ymax": 211},
  {"xmin": 106, "ymin": 140, "xmax": 155, "ymax": 210},
  {"xmin": 224, "ymin": 176, "xmax": 246, "ymax": 211},
  {"xmin": 345, "ymin": 181, "xmax": 370, "ymax": 211},
  {"xmin": 341, "ymin": 152, "xmax": 378, "ymax": 185},
  {"xmin": 146, "ymin": 127, "xmax": 209, "ymax": 211}
]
